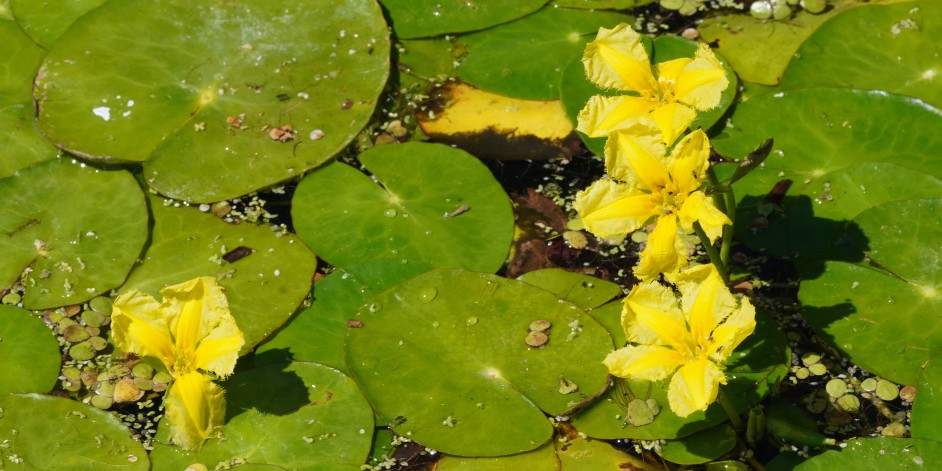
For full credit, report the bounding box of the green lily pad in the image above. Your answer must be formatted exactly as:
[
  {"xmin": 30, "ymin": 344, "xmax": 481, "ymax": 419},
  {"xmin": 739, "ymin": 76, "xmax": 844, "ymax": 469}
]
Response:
[
  {"xmin": 657, "ymin": 424, "xmax": 737, "ymax": 465},
  {"xmin": 435, "ymin": 441, "xmax": 559, "ymax": 470},
  {"xmin": 794, "ymin": 437, "xmax": 942, "ymax": 470},
  {"xmin": 345, "ymin": 268, "xmax": 613, "ymax": 456},
  {"xmin": 712, "ymin": 88, "xmax": 942, "ymax": 266},
  {"xmin": 456, "ymin": 6, "xmax": 632, "ymax": 100},
  {"xmin": 553, "ymin": 0, "xmax": 654, "ymax": 8},
  {"xmin": 559, "ymin": 35, "xmax": 735, "ymax": 156},
  {"xmin": 379, "ymin": 0, "xmax": 548, "ymax": 39},
  {"xmin": 34, "ymin": 0, "xmax": 389, "ymax": 202},
  {"xmin": 255, "ymin": 259, "xmax": 432, "ymax": 373},
  {"xmin": 0, "ymin": 305, "xmax": 60, "ymax": 394},
  {"xmin": 120, "ymin": 193, "xmax": 317, "ymax": 354},
  {"xmin": 517, "ymin": 268, "xmax": 621, "ymax": 309},
  {"xmin": 798, "ymin": 199, "xmax": 942, "ymax": 386},
  {"xmin": 0, "ymin": 393, "xmax": 149, "ymax": 469},
  {"xmin": 150, "ymin": 362, "xmax": 373, "ymax": 469},
  {"xmin": 0, "ymin": 158, "xmax": 148, "ymax": 309},
  {"xmin": 781, "ymin": 1, "xmax": 942, "ymax": 109},
  {"xmin": 556, "ymin": 436, "xmax": 650, "ymax": 468},
  {"xmin": 572, "ymin": 308, "xmax": 789, "ymax": 440},
  {"xmin": 9, "ymin": 0, "xmax": 105, "ymax": 46},
  {"xmin": 292, "ymin": 142, "xmax": 513, "ymax": 273},
  {"xmin": 912, "ymin": 353, "xmax": 942, "ymax": 441},
  {"xmin": 0, "ymin": 20, "xmax": 56, "ymax": 179},
  {"xmin": 698, "ymin": 3, "xmax": 856, "ymax": 85}
]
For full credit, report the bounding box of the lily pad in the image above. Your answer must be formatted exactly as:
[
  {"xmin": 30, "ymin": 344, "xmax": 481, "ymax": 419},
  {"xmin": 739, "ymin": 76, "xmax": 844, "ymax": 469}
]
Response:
[
  {"xmin": 711, "ymin": 88, "xmax": 942, "ymax": 266},
  {"xmin": 456, "ymin": 6, "xmax": 631, "ymax": 100},
  {"xmin": 798, "ymin": 199, "xmax": 942, "ymax": 386},
  {"xmin": 379, "ymin": 0, "xmax": 548, "ymax": 39},
  {"xmin": 517, "ymin": 268, "xmax": 621, "ymax": 309},
  {"xmin": 572, "ymin": 308, "xmax": 789, "ymax": 440},
  {"xmin": 657, "ymin": 424, "xmax": 737, "ymax": 465},
  {"xmin": 794, "ymin": 437, "xmax": 942, "ymax": 470},
  {"xmin": 0, "ymin": 393, "xmax": 149, "ymax": 469},
  {"xmin": 150, "ymin": 362, "xmax": 374, "ymax": 470},
  {"xmin": 698, "ymin": 4, "xmax": 855, "ymax": 85},
  {"xmin": 781, "ymin": 1, "xmax": 942, "ymax": 109},
  {"xmin": 9, "ymin": 0, "xmax": 105, "ymax": 46},
  {"xmin": 292, "ymin": 142, "xmax": 513, "ymax": 273},
  {"xmin": 345, "ymin": 268, "xmax": 613, "ymax": 456},
  {"xmin": 0, "ymin": 305, "xmax": 60, "ymax": 394},
  {"xmin": 256, "ymin": 259, "xmax": 432, "ymax": 373},
  {"xmin": 435, "ymin": 441, "xmax": 559, "ymax": 470},
  {"xmin": 34, "ymin": 0, "xmax": 390, "ymax": 202},
  {"xmin": 553, "ymin": 0, "xmax": 654, "ymax": 8},
  {"xmin": 559, "ymin": 35, "xmax": 735, "ymax": 156},
  {"xmin": 0, "ymin": 19, "xmax": 56, "ymax": 179},
  {"xmin": 556, "ymin": 436, "xmax": 651, "ymax": 469},
  {"xmin": 0, "ymin": 158, "xmax": 148, "ymax": 309},
  {"xmin": 912, "ymin": 353, "xmax": 942, "ymax": 441},
  {"xmin": 120, "ymin": 193, "xmax": 317, "ymax": 354}
]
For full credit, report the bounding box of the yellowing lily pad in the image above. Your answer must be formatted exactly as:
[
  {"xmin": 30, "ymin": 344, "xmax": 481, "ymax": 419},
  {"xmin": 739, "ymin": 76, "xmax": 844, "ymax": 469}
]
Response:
[
  {"xmin": 292, "ymin": 142, "xmax": 513, "ymax": 273},
  {"xmin": 781, "ymin": 1, "xmax": 942, "ymax": 108},
  {"xmin": 0, "ymin": 305, "xmax": 60, "ymax": 394},
  {"xmin": 34, "ymin": 0, "xmax": 390, "ymax": 202},
  {"xmin": 379, "ymin": 0, "xmax": 548, "ymax": 39},
  {"xmin": 0, "ymin": 158, "xmax": 148, "ymax": 309},
  {"xmin": 712, "ymin": 88, "xmax": 942, "ymax": 266},
  {"xmin": 798, "ymin": 199, "xmax": 942, "ymax": 386},
  {"xmin": 0, "ymin": 393, "xmax": 149, "ymax": 469},
  {"xmin": 434, "ymin": 441, "xmax": 559, "ymax": 470},
  {"xmin": 150, "ymin": 362, "xmax": 373, "ymax": 469},
  {"xmin": 345, "ymin": 268, "xmax": 613, "ymax": 456},
  {"xmin": 120, "ymin": 194, "xmax": 316, "ymax": 354},
  {"xmin": 456, "ymin": 6, "xmax": 632, "ymax": 100},
  {"xmin": 417, "ymin": 82, "xmax": 578, "ymax": 160},
  {"xmin": 255, "ymin": 259, "xmax": 432, "ymax": 374}
]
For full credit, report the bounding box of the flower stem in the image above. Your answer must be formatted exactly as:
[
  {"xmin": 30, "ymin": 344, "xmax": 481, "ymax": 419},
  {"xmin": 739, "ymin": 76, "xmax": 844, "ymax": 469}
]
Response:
[
  {"xmin": 694, "ymin": 222, "xmax": 729, "ymax": 284},
  {"xmin": 719, "ymin": 184, "xmax": 736, "ymax": 267},
  {"xmin": 717, "ymin": 388, "xmax": 743, "ymax": 431}
]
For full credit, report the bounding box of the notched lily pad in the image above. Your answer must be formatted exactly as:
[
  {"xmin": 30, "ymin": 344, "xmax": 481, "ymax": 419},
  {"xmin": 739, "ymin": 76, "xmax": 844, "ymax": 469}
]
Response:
[
  {"xmin": 379, "ymin": 0, "xmax": 548, "ymax": 39},
  {"xmin": 292, "ymin": 142, "xmax": 513, "ymax": 273},
  {"xmin": 0, "ymin": 305, "xmax": 61, "ymax": 394},
  {"xmin": 120, "ymin": 193, "xmax": 317, "ymax": 354},
  {"xmin": 0, "ymin": 393, "xmax": 150, "ymax": 469},
  {"xmin": 34, "ymin": 0, "xmax": 390, "ymax": 202},
  {"xmin": 345, "ymin": 268, "xmax": 612, "ymax": 456},
  {"xmin": 150, "ymin": 362, "xmax": 373, "ymax": 470},
  {"xmin": 517, "ymin": 268, "xmax": 621, "ymax": 309},
  {"xmin": 0, "ymin": 158, "xmax": 148, "ymax": 309}
]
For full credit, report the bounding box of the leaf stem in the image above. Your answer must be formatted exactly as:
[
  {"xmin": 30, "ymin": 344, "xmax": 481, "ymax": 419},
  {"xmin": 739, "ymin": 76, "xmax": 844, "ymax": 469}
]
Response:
[
  {"xmin": 717, "ymin": 388, "xmax": 743, "ymax": 431},
  {"xmin": 694, "ymin": 222, "xmax": 728, "ymax": 284}
]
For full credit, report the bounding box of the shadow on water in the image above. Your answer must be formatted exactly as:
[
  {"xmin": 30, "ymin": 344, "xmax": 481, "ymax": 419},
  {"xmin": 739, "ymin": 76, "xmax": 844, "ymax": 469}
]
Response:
[{"xmin": 223, "ymin": 348, "xmax": 310, "ymax": 420}]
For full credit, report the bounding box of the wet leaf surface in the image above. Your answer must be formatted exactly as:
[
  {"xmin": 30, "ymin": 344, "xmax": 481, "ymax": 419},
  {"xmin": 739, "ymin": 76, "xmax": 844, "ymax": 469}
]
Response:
[
  {"xmin": 794, "ymin": 436, "xmax": 942, "ymax": 470},
  {"xmin": 0, "ymin": 305, "xmax": 60, "ymax": 394},
  {"xmin": 380, "ymin": 0, "xmax": 548, "ymax": 39},
  {"xmin": 346, "ymin": 268, "xmax": 613, "ymax": 456}
]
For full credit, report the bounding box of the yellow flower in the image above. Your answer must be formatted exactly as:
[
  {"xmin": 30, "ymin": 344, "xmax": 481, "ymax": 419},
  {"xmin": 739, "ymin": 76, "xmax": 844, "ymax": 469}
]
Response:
[
  {"xmin": 603, "ymin": 264, "xmax": 755, "ymax": 417},
  {"xmin": 577, "ymin": 23, "xmax": 728, "ymax": 146},
  {"xmin": 111, "ymin": 276, "xmax": 244, "ymax": 449},
  {"xmin": 573, "ymin": 125, "xmax": 731, "ymax": 281}
]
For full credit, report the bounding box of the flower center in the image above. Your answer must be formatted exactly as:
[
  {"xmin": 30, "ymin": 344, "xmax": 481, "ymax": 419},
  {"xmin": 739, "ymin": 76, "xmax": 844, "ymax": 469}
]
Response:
[
  {"xmin": 172, "ymin": 350, "xmax": 197, "ymax": 376},
  {"xmin": 656, "ymin": 183, "xmax": 685, "ymax": 215}
]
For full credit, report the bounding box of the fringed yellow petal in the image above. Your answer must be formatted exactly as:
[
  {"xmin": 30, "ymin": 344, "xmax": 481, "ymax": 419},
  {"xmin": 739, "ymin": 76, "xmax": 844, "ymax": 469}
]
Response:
[
  {"xmin": 578, "ymin": 95, "xmax": 653, "ymax": 138},
  {"xmin": 677, "ymin": 191, "xmax": 731, "ymax": 241},
  {"xmin": 625, "ymin": 296, "xmax": 690, "ymax": 350},
  {"xmin": 675, "ymin": 44, "xmax": 728, "ymax": 111},
  {"xmin": 667, "ymin": 357, "xmax": 726, "ymax": 417},
  {"xmin": 163, "ymin": 277, "xmax": 229, "ymax": 356},
  {"xmin": 649, "ymin": 102, "xmax": 696, "ymax": 147},
  {"xmin": 111, "ymin": 290, "xmax": 175, "ymax": 369},
  {"xmin": 164, "ymin": 372, "xmax": 226, "ymax": 450},
  {"xmin": 614, "ymin": 127, "xmax": 671, "ymax": 192},
  {"xmin": 655, "ymin": 57, "xmax": 693, "ymax": 85},
  {"xmin": 574, "ymin": 179, "xmax": 657, "ymax": 238},
  {"xmin": 634, "ymin": 214, "xmax": 688, "ymax": 282},
  {"xmin": 604, "ymin": 345, "xmax": 684, "ymax": 381},
  {"xmin": 193, "ymin": 334, "xmax": 244, "ymax": 378},
  {"xmin": 669, "ymin": 130, "xmax": 711, "ymax": 194},
  {"xmin": 621, "ymin": 281, "xmax": 683, "ymax": 344},
  {"xmin": 686, "ymin": 266, "xmax": 725, "ymax": 345},
  {"xmin": 671, "ymin": 264, "xmax": 735, "ymax": 330},
  {"xmin": 584, "ymin": 24, "xmax": 656, "ymax": 92},
  {"xmin": 604, "ymin": 122, "xmax": 663, "ymax": 183},
  {"xmin": 707, "ymin": 297, "xmax": 756, "ymax": 363}
]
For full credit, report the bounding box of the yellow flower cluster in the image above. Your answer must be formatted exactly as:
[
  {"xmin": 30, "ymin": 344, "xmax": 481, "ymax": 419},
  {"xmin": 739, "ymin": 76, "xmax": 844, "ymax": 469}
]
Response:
[
  {"xmin": 575, "ymin": 24, "xmax": 756, "ymax": 417},
  {"xmin": 111, "ymin": 276, "xmax": 244, "ymax": 449}
]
